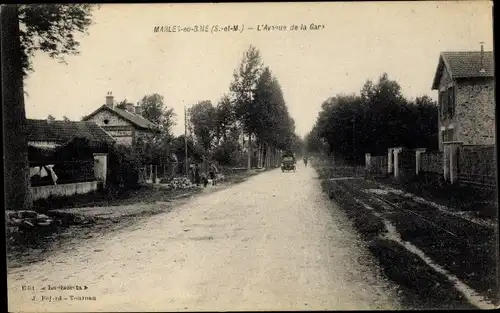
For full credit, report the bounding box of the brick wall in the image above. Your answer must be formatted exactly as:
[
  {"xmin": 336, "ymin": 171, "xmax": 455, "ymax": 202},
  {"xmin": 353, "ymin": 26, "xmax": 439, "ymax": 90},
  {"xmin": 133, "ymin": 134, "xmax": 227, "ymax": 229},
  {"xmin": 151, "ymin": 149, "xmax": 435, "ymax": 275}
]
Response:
[{"xmin": 455, "ymin": 79, "xmax": 495, "ymax": 145}]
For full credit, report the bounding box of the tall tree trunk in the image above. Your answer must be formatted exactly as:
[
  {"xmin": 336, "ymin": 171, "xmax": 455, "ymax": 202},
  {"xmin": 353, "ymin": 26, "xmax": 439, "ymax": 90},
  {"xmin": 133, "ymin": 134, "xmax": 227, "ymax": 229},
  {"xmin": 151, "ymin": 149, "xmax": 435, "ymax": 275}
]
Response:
[
  {"xmin": 257, "ymin": 142, "xmax": 262, "ymax": 168},
  {"xmin": 260, "ymin": 144, "xmax": 265, "ymax": 167},
  {"xmin": 262, "ymin": 143, "xmax": 267, "ymax": 168},
  {"xmin": 271, "ymin": 146, "xmax": 275, "ymax": 168},
  {"xmin": 2, "ymin": 5, "xmax": 33, "ymax": 211},
  {"xmin": 247, "ymin": 133, "xmax": 252, "ymax": 170}
]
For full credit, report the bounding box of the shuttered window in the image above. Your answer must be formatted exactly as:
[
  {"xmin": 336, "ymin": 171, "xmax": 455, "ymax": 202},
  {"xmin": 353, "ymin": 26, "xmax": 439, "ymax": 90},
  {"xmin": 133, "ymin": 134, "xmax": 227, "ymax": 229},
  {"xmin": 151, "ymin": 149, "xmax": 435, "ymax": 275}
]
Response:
[
  {"xmin": 440, "ymin": 90, "xmax": 448, "ymax": 119},
  {"xmin": 447, "ymin": 86, "xmax": 455, "ymax": 118}
]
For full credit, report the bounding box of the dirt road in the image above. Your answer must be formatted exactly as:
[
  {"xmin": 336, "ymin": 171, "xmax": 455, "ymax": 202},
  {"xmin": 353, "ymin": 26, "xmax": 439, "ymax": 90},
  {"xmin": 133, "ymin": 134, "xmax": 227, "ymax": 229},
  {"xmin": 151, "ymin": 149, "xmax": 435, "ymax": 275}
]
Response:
[{"xmin": 8, "ymin": 165, "xmax": 402, "ymax": 311}]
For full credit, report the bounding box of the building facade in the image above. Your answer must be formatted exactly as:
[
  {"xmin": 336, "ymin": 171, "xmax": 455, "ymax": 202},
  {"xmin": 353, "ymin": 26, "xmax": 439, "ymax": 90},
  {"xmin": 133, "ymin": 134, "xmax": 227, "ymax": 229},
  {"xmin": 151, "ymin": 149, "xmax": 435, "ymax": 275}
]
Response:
[
  {"xmin": 82, "ymin": 92, "xmax": 160, "ymax": 146},
  {"xmin": 431, "ymin": 48, "xmax": 495, "ymax": 151}
]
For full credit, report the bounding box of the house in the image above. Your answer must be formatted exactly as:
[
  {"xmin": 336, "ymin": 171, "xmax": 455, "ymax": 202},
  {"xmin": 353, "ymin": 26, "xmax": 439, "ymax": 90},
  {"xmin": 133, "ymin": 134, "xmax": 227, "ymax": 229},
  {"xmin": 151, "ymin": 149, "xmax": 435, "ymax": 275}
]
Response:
[
  {"xmin": 82, "ymin": 92, "xmax": 160, "ymax": 146},
  {"xmin": 431, "ymin": 45, "xmax": 495, "ymax": 151},
  {"xmin": 26, "ymin": 118, "xmax": 116, "ymax": 149},
  {"xmin": 26, "ymin": 118, "xmax": 114, "ymax": 200}
]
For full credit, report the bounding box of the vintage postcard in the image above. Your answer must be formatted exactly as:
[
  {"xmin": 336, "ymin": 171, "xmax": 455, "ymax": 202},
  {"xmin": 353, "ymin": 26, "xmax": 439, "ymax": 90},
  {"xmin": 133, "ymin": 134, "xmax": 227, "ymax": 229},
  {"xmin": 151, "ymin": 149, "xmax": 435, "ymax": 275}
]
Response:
[{"xmin": 3, "ymin": 1, "xmax": 497, "ymax": 311}]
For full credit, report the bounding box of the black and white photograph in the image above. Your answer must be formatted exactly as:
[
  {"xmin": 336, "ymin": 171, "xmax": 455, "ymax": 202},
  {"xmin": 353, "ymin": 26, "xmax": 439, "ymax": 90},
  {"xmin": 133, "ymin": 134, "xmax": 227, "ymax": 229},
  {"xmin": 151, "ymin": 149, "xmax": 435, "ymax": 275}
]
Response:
[{"xmin": 3, "ymin": 1, "xmax": 497, "ymax": 311}]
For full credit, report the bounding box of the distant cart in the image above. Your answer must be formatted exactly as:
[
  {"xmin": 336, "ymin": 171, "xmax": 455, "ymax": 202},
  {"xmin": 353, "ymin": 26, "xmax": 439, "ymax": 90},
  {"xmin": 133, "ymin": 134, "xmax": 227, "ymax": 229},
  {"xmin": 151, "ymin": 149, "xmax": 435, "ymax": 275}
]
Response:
[{"xmin": 281, "ymin": 152, "xmax": 296, "ymax": 173}]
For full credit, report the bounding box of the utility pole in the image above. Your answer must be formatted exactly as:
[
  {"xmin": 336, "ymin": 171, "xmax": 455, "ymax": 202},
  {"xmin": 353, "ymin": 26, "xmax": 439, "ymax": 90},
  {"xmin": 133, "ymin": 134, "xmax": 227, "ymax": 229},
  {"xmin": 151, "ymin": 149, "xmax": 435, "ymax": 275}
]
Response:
[
  {"xmin": 352, "ymin": 116, "xmax": 356, "ymax": 162},
  {"xmin": 184, "ymin": 103, "xmax": 188, "ymax": 176}
]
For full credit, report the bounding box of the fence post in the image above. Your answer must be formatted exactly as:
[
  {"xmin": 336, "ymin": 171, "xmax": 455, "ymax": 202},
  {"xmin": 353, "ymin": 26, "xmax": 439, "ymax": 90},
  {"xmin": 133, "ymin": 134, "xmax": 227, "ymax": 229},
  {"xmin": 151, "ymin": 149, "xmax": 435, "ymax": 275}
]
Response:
[
  {"xmin": 448, "ymin": 141, "xmax": 463, "ymax": 184},
  {"xmin": 365, "ymin": 153, "xmax": 371, "ymax": 172},
  {"xmin": 93, "ymin": 153, "xmax": 108, "ymax": 188},
  {"xmin": 388, "ymin": 148, "xmax": 394, "ymax": 174},
  {"xmin": 415, "ymin": 148, "xmax": 426, "ymax": 175},
  {"xmin": 443, "ymin": 143, "xmax": 450, "ymax": 182},
  {"xmin": 393, "ymin": 147, "xmax": 402, "ymax": 179}
]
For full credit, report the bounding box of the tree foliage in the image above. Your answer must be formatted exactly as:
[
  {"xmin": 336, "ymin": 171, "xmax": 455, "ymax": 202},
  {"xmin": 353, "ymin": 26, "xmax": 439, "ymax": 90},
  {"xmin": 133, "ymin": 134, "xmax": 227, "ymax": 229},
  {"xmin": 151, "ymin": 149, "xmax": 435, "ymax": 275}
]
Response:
[
  {"xmin": 132, "ymin": 93, "xmax": 177, "ymax": 164},
  {"xmin": 229, "ymin": 45, "xmax": 263, "ymax": 135},
  {"xmin": 188, "ymin": 100, "xmax": 217, "ymax": 155},
  {"xmin": 307, "ymin": 73, "xmax": 439, "ymax": 163},
  {"xmin": 116, "ymin": 98, "xmax": 134, "ymax": 110},
  {"xmin": 19, "ymin": 4, "xmax": 97, "ymax": 77}
]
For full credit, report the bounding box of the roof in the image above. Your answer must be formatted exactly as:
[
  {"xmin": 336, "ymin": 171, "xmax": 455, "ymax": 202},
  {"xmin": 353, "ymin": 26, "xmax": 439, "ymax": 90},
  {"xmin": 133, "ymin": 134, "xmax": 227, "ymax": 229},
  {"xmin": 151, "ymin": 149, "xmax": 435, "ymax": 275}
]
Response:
[
  {"xmin": 432, "ymin": 51, "xmax": 494, "ymax": 89},
  {"xmin": 82, "ymin": 105, "xmax": 160, "ymax": 132},
  {"xmin": 26, "ymin": 119, "xmax": 116, "ymax": 144}
]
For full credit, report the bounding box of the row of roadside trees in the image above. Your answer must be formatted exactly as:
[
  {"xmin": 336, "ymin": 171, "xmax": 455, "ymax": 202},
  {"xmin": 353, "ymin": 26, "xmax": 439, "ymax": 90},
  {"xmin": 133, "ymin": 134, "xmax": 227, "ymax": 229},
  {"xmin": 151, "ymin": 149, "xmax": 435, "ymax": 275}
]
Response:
[
  {"xmin": 185, "ymin": 45, "xmax": 302, "ymax": 169},
  {"xmin": 305, "ymin": 73, "xmax": 439, "ymax": 164}
]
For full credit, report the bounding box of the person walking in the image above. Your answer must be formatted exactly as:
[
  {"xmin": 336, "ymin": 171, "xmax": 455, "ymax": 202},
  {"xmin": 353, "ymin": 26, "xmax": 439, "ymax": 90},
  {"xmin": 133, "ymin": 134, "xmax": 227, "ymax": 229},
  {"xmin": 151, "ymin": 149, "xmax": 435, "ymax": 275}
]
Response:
[
  {"xmin": 303, "ymin": 156, "xmax": 308, "ymax": 167},
  {"xmin": 208, "ymin": 162, "xmax": 217, "ymax": 186}
]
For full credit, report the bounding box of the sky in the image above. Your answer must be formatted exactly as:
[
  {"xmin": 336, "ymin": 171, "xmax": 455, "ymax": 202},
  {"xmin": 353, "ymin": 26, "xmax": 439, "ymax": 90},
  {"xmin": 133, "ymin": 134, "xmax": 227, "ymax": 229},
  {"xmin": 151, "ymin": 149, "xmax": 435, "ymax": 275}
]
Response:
[{"xmin": 24, "ymin": 1, "xmax": 493, "ymax": 137}]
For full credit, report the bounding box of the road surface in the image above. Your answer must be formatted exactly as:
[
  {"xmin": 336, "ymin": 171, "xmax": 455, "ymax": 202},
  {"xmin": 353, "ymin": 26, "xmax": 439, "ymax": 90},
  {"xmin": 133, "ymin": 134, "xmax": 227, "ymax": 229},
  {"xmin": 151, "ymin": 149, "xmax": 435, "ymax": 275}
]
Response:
[{"xmin": 8, "ymin": 164, "xmax": 402, "ymax": 311}]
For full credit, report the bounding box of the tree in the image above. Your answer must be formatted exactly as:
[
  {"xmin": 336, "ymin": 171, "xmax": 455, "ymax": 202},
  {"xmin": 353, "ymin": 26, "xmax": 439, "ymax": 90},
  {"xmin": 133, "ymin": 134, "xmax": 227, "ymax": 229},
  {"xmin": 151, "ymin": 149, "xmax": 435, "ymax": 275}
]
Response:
[
  {"xmin": 2, "ymin": 4, "xmax": 97, "ymax": 211},
  {"xmin": 214, "ymin": 94, "xmax": 236, "ymax": 142},
  {"xmin": 116, "ymin": 99, "xmax": 133, "ymax": 110},
  {"xmin": 2, "ymin": 5, "xmax": 32, "ymax": 211},
  {"xmin": 19, "ymin": 4, "xmax": 96, "ymax": 78},
  {"xmin": 188, "ymin": 100, "xmax": 216, "ymax": 156},
  {"xmin": 63, "ymin": 116, "xmax": 70, "ymax": 121},
  {"xmin": 133, "ymin": 93, "xmax": 177, "ymax": 165},
  {"xmin": 229, "ymin": 45, "xmax": 263, "ymax": 169},
  {"xmin": 311, "ymin": 73, "xmax": 439, "ymax": 164},
  {"xmin": 47, "ymin": 114, "xmax": 56, "ymax": 121},
  {"xmin": 138, "ymin": 93, "xmax": 175, "ymax": 135}
]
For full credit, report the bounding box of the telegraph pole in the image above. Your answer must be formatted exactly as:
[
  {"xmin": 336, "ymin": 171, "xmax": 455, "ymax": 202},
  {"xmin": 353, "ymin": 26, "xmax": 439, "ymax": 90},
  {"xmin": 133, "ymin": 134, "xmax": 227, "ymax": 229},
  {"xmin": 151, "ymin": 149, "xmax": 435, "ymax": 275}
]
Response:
[
  {"xmin": 184, "ymin": 103, "xmax": 188, "ymax": 176},
  {"xmin": 352, "ymin": 116, "xmax": 356, "ymax": 162}
]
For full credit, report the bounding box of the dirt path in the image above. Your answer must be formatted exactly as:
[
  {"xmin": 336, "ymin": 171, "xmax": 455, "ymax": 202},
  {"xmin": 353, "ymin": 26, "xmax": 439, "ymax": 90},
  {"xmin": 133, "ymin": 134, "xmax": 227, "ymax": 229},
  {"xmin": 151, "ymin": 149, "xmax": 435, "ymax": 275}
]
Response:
[{"xmin": 8, "ymin": 165, "xmax": 401, "ymax": 311}]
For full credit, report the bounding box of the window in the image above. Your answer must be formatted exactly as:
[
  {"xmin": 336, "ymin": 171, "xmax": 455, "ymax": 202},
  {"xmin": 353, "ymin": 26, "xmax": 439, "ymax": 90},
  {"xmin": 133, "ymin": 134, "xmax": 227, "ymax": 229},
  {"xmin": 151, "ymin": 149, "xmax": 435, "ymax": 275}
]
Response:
[
  {"xmin": 103, "ymin": 119, "xmax": 109, "ymax": 125},
  {"xmin": 445, "ymin": 128, "xmax": 454, "ymax": 142},
  {"xmin": 439, "ymin": 90, "xmax": 448, "ymax": 119},
  {"xmin": 447, "ymin": 86, "xmax": 455, "ymax": 118}
]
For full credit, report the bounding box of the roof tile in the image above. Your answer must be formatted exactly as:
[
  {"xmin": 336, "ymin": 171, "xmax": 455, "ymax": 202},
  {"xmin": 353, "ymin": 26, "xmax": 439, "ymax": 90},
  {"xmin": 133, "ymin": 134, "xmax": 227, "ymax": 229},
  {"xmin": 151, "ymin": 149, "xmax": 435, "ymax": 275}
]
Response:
[
  {"xmin": 83, "ymin": 105, "xmax": 160, "ymax": 131},
  {"xmin": 26, "ymin": 119, "xmax": 116, "ymax": 144}
]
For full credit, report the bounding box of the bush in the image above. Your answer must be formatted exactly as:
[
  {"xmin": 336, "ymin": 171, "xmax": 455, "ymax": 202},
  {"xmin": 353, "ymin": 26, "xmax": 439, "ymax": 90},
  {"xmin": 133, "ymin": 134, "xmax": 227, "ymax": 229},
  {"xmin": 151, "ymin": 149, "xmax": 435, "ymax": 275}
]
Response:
[
  {"xmin": 212, "ymin": 140, "xmax": 244, "ymax": 166},
  {"xmin": 107, "ymin": 145, "xmax": 141, "ymax": 190}
]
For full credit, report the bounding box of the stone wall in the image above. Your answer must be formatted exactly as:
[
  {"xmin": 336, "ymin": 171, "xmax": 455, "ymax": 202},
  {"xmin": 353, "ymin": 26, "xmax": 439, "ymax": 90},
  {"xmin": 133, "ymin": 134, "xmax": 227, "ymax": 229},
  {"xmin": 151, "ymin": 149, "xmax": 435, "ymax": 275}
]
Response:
[
  {"xmin": 455, "ymin": 78, "xmax": 495, "ymax": 145},
  {"xmin": 86, "ymin": 110, "xmax": 134, "ymax": 145},
  {"xmin": 86, "ymin": 110, "xmax": 130, "ymax": 127},
  {"xmin": 457, "ymin": 144, "xmax": 496, "ymax": 188},
  {"xmin": 31, "ymin": 181, "xmax": 98, "ymax": 201}
]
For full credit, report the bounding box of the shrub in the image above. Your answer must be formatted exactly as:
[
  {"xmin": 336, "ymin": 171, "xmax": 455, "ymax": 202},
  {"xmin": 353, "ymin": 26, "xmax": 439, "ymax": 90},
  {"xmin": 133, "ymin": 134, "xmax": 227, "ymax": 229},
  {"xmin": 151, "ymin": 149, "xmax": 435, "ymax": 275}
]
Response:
[
  {"xmin": 212, "ymin": 140, "xmax": 243, "ymax": 166},
  {"xmin": 107, "ymin": 145, "xmax": 141, "ymax": 190}
]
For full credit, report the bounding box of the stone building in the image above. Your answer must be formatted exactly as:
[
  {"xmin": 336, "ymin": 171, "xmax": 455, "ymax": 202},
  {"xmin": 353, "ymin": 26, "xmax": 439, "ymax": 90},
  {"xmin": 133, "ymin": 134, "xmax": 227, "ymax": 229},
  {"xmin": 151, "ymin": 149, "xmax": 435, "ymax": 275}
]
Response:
[
  {"xmin": 82, "ymin": 92, "xmax": 160, "ymax": 146},
  {"xmin": 431, "ymin": 45, "xmax": 495, "ymax": 151}
]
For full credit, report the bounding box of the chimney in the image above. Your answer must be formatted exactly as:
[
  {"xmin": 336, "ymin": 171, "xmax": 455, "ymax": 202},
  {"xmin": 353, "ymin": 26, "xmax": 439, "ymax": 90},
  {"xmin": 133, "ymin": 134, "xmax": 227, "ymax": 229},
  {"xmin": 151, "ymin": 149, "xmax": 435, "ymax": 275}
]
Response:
[
  {"xmin": 479, "ymin": 41, "xmax": 485, "ymax": 73},
  {"xmin": 126, "ymin": 103, "xmax": 134, "ymax": 113},
  {"xmin": 105, "ymin": 91, "xmax": 114, "ymax": 108},
  {"xmin": 135, "ymin": 104, "xmax": 143, "ymax": 116}
]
